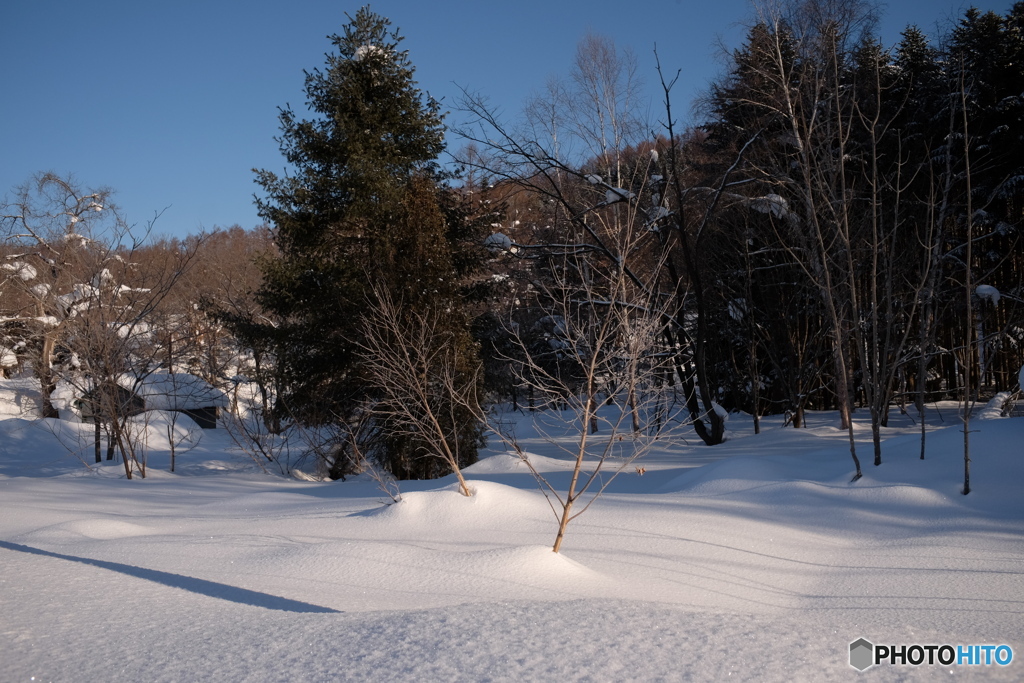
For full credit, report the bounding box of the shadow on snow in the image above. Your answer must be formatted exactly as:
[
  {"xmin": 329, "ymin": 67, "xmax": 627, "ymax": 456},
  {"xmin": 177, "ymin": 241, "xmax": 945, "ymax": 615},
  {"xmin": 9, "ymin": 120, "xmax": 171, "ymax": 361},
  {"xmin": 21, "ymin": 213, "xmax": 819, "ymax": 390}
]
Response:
[{"xmin": 0, "ymin": 540, "xmax": 340, "ymax": 614}]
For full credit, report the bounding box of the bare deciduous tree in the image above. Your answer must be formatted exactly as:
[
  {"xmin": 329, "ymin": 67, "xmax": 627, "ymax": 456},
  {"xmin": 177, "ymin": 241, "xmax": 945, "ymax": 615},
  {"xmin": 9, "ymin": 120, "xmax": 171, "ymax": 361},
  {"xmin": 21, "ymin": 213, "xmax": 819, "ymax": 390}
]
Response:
[
  {"xmin": 488, "ymin": 177, "xmax": 681, "ymax": 553},
  {"xmin": 2, "ymin": 172, "xmax": 202, "ymax": 479},
  {"xmin": 1, "ymin": 173, "xmax": 125, "ymax": 418},
  {"xmin": 356, "ymin": 285, "xmax": 484, "ymax": 497}
]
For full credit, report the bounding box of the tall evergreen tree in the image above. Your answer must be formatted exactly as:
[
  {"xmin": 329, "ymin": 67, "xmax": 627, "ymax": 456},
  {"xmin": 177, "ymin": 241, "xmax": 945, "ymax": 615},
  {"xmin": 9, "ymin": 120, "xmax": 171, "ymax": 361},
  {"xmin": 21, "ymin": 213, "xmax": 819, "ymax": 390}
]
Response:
[{"xmin": 253, "ymin": 7, "xmax": 484, "ymax": 479}]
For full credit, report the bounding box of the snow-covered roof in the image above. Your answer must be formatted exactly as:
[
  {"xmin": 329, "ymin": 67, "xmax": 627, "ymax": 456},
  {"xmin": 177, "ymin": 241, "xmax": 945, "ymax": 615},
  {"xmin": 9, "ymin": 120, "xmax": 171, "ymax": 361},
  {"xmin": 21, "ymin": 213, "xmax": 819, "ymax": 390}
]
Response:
[{"xmin": 122, "ymin": 372, "xmax": 229, "ymax": 410}]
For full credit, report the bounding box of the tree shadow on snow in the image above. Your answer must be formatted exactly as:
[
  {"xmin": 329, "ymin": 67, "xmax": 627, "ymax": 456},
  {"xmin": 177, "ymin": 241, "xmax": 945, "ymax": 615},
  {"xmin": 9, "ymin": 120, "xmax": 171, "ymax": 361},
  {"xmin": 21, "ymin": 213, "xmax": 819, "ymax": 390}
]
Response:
[{"xmin": 0, "ymin": 540, "xmax": 340, "ymax": 613}]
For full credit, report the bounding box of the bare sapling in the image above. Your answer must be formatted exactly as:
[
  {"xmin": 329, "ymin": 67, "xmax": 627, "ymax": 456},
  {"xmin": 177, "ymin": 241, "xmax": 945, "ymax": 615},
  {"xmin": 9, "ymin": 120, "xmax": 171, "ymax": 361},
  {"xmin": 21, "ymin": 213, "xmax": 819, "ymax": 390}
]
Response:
[
  {"xmin": 356, "ymin": 285, "xmax": 483, "ymax": 497},
  {"xmin": 496, "ymin": 193, "xmax": 679, "ymax": 553}
]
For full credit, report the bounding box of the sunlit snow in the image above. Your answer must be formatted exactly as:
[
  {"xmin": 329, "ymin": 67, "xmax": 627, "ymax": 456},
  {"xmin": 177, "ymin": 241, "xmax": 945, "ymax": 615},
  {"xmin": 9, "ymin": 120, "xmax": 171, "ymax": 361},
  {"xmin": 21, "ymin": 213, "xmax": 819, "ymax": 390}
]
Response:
[{"xmin": 1, "ymin": 385, "xmax": 1022, "ymax": 681}]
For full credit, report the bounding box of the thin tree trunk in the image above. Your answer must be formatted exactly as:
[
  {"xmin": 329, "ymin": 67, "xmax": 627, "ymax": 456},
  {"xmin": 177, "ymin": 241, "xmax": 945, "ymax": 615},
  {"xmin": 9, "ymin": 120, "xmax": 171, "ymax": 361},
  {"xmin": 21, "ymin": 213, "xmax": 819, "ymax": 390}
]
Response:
[
  {"xmin": 106, "ymin": 421, "xmax": 116, "ymax": 461},
  {"xmin": 960, "ymin": 78, "xmax": 973, "ymax": 496},
  {"xmin": 37, "ymin": 337, "xmax": 60, "ymax": 419},
  {"xmin": 629, "ymin": 386, "xmax": 640, "ymax": 434}
]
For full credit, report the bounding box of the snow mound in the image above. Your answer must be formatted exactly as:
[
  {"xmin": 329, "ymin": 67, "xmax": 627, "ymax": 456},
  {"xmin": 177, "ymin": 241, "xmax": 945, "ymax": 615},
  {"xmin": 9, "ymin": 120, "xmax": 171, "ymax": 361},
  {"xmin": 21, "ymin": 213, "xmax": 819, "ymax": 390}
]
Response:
[
  {"xmin": 463, "ymin": 451, "xmax": 532, "ymax": 473},
  {"xmin": 467, "ymin": 448, "xmax": 574, "ymax": 474},
  {"xmin": 0, "ymin": 378, "xmax": 42, "ymax": 418},
  {"xmin": 453, "ymin": 544, "xmax": 604, "ymax": 584},
  {"xmin": 364, "ymin": 479, "xmax": 548, "ymax": 526},
  {"xmin": 20, "ymin": 519, "xmax": 154, "ymax": 544},
  {"xmin": 0, "ymin": 418, "xmax": 98, "ymax": 477},
  {"xmin": 979, "ymin": 391, "xmax": 1013, "ymax": 419},
  {"xmin": 659, "ymin": 455, "xmax": 787, "ymax": 496},
  {"xmin": 127, "ymin": 410, "xmax": 204, "ymax": 450}
]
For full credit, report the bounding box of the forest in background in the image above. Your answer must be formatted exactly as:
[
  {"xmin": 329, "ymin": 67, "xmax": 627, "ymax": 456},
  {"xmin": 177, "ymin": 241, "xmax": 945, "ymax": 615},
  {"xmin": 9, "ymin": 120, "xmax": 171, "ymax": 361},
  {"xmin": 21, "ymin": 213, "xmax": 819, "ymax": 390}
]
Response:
[{"xmin": 2, "ymin": 1, "xmax": 1022, "ymax": 486}]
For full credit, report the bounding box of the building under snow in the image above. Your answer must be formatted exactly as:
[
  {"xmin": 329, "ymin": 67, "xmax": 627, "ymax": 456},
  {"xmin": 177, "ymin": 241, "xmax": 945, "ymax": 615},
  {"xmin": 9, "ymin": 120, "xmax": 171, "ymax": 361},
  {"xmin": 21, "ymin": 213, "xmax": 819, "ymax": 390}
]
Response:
[
  {"xmin": 72, "ymin": 372, "xmax": 229, "ymax": 429},
  {"xmin": 127, "ymin": 372, "xmax": 229, "ymax": 428}
]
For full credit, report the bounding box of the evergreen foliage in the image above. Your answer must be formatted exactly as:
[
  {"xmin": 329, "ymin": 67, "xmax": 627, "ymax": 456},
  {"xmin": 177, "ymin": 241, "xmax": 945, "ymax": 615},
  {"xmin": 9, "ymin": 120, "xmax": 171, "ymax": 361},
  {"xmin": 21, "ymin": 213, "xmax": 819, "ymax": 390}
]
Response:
[
  {"xmin": 694, "ymin": 1, "xmax": 1024, "ymax": 432},
  {"xmin": 252, "ymin": 7, "xmax": 484, "ymax": 479}
]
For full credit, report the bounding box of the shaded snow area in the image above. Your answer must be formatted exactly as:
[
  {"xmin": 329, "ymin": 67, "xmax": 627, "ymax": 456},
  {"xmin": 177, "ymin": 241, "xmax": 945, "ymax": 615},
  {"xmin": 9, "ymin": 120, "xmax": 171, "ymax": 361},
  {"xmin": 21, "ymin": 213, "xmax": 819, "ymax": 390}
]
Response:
[{"xmin": 1, "ymin": 402, "xmax": 1022, "ymax": 681}]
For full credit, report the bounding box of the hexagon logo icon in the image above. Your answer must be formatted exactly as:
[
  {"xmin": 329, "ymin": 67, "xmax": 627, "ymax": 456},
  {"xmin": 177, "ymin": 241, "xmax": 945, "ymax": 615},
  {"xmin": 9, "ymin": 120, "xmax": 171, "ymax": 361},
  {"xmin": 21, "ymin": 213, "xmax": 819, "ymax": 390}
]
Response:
[{"xmin": 850, "ymin": 638, "xmax": 874, "ymax": 671}]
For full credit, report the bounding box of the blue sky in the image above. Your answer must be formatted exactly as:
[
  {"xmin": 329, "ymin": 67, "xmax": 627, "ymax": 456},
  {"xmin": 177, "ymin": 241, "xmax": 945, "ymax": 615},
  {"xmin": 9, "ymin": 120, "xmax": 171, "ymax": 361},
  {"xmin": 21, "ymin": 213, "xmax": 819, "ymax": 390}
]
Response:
[{"xmin": 1, "ymin": 1, "xmax": 1010, "ymax": 239}]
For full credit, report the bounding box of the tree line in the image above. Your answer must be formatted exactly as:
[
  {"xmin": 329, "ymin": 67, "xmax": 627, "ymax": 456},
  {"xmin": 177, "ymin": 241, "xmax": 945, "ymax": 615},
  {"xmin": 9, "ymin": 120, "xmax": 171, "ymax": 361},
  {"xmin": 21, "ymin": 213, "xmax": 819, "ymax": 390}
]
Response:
[
  {"xmin": 460, "ymin": 0, "xmax": 1024, "ymax": 481},
  {"xmin": 2, "ymin": 2, "xmax": 1022, "ymax": 488}
]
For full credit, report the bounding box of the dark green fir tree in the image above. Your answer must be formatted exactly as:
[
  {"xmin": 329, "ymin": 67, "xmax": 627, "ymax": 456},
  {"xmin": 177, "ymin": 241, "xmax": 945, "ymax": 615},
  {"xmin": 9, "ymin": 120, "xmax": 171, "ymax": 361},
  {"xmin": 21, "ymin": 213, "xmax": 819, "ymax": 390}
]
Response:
[{"xmin": 253, "ymin": 7, "xmax": 484, "ymax": 479}]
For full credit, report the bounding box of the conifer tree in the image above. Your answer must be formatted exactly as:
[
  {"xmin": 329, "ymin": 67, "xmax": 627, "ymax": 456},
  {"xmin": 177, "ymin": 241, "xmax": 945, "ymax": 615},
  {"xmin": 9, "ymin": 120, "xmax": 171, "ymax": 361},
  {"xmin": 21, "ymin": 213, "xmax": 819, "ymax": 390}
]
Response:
[{"xmin": 252, "ymin": 7, "xmax": 484, "ymax": 479}]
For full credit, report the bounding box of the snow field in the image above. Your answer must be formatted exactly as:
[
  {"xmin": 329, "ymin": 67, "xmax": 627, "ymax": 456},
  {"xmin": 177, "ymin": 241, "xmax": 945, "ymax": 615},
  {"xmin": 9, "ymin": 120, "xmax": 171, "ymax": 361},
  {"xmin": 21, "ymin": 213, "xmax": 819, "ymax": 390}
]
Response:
[{"xmin": 1, "ymin": 403, "xmax": 1022, "ymax": 681}]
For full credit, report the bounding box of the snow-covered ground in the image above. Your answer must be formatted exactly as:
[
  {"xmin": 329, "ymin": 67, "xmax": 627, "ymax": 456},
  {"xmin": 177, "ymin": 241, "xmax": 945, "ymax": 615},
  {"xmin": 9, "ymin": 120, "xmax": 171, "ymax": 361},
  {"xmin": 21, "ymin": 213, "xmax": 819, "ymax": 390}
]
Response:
[{"xmin": 1, "ymin": 396, "xmax": 1021, "ymax": 681}]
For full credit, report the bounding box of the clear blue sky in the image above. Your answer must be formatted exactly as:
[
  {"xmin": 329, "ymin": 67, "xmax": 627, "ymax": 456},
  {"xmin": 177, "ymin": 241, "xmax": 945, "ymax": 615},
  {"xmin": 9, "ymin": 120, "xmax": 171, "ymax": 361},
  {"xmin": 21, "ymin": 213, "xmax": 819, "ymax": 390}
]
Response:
[{"xmin": 1, "ymin": 1, "xmax": 1009, "ymax": 239}]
